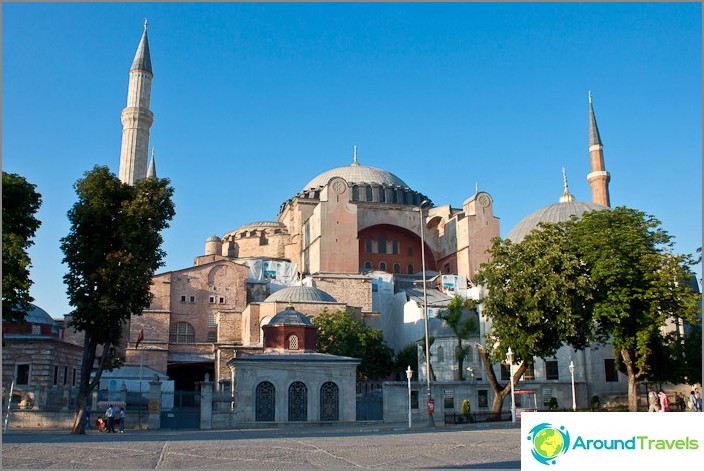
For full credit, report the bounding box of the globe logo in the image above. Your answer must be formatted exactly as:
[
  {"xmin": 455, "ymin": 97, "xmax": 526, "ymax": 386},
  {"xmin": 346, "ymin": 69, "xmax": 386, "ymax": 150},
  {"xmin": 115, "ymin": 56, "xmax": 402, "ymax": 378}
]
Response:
[{"xmin": 526, "ymin": 423, "xmax": 570, "ymax": 465}]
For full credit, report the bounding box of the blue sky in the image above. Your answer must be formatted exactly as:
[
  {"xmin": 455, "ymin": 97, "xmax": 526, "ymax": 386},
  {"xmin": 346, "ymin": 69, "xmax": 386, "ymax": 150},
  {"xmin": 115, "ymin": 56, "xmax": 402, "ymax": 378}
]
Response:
[{"xmin": 3, "ymin": 2, "xmax": 701, "ymax": 318}]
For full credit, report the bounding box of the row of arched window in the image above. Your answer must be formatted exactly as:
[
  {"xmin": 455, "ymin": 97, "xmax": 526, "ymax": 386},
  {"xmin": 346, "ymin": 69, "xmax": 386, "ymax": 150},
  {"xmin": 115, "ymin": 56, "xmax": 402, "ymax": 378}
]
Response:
[
  {"xmin": 363, "ymin": 261, "xmax": 415, "ymax": 274},
  {"xmin": 255, "ymin": 380, "xmax": 340, "ymax": 422},
  {"xmin": 351, "ymin": 185, "xmax": 424, "ymax": 205}
]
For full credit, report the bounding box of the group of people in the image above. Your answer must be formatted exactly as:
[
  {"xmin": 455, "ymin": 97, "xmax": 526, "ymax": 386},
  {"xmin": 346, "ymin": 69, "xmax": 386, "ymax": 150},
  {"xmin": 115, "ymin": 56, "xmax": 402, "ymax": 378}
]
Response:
[
  {"xmin": 86, "ymin": 405, "xmax": 126, "ymax": 432},
  {"xmin": 647, "ymin": 386, "xmax": 702, "ymax": 412}
]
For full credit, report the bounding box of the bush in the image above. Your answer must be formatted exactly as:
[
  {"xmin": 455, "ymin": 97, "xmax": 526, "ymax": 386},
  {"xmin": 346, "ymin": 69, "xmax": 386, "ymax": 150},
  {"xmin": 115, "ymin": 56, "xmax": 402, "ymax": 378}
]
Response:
[
  {"xmin": 548, "ymin": 397, "xmax": 558, "ymax": 411},
  {"xmin": 461, "ymin": 399, "xmax": 470, "ymax": 415},
  {"xmin": 591, "ymin": 394, "xmax": 601, "ymax": 411}
]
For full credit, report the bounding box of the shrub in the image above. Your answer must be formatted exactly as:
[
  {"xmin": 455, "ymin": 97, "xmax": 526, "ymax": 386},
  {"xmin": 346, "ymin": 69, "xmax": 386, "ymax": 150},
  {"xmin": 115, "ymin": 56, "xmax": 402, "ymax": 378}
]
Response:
[
  {"xmin": 548, "ymin": 397, "xmax": 558, "ymax": 411},
  {"xmin": 591, "ymin": 394, "xmax": 601, "ymax": 411},
  {"xmin": 461, "ymin": 399, "xmax": 470, "ymax": 415}
]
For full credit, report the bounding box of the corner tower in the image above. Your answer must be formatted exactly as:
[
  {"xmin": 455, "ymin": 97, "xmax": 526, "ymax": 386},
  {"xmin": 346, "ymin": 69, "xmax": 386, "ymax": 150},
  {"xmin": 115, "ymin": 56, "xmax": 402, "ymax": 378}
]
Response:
[
  {"xmin": 119, "ymin": 20, "xmax": 154, "ymax": 185},
  {"xmin": 586, "ymin": 92, "xmax": 611, "ymax": 207}
]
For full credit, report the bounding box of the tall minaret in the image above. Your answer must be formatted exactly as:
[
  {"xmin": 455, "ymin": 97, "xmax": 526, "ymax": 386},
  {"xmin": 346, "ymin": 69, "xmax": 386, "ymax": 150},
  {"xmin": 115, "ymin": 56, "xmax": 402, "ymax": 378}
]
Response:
[
  {"xmin": 586, "ymin": 92, "xmax": 611, "ymax": 207},
  {"xmin": 119, "ymin": 20, "xmax": 154, "ymax": 185}
]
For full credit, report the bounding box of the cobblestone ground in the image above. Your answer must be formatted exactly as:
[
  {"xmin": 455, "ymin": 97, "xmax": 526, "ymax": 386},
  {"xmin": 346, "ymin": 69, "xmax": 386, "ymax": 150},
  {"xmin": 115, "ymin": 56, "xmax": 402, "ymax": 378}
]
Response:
[{"xmin": 2, "ymin": 425, "xmax": 521, "ymax": 469}]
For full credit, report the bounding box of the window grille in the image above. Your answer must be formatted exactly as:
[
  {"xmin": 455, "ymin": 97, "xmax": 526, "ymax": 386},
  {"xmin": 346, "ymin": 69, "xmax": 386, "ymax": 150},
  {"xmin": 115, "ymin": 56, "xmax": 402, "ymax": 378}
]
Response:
[{"xmin": 288, "ymin": 335, "xmax": 299, "ymax": 350}]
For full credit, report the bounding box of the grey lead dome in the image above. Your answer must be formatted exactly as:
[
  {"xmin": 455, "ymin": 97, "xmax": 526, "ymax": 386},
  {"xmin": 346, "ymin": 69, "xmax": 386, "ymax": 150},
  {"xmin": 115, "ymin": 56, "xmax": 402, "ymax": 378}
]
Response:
[
  {"xmin": 303, "ymin": 164, "xmax": 409, "ymax": 191},
  {"xmin": 506, "ymin": 200, "xmax": 608, "ymax": 243}
]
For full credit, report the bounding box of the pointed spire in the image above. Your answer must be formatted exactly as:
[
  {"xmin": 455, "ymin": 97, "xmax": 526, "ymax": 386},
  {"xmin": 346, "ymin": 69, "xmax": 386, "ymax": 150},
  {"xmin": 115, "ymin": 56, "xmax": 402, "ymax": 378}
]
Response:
[
  {"xmin": 131, "ymin": 19, "xmax": 152, "ymax": 73},
  {"xmin": 559, "ymin": 167, "xmax": 575, "ymax": 202},
  {"xmin": 588, "ymin": 91, "xmax": 602, "ymax": 147},
  {"xmin": 147, "ymin": 148, "xmax": 157, "ymax": 178},
  {"xmin": 352, "ymin": 145, "xmax": 360, "ymax": 166}
]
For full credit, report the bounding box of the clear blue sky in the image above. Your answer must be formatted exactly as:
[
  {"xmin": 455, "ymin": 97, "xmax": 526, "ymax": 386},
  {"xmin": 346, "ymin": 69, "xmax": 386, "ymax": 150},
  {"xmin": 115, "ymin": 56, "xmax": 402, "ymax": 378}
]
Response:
[{"xmin": 3, "ymin": 2, "xmax": 701, "ymax": 318}]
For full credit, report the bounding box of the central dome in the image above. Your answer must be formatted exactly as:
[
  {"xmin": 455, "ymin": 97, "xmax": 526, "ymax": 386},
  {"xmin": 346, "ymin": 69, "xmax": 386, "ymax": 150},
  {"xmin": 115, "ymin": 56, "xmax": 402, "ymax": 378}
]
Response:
[{"xmin": 303, "ymin": 164, "xmax": 409, "ymax": 191}]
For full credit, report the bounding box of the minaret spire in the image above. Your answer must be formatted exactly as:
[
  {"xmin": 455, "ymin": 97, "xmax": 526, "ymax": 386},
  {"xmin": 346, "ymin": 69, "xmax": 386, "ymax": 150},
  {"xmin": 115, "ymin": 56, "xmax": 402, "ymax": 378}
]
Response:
[
  {"xmin": 147, "ymin": 148, "xmax": 157, "ymax": 178},
  {"xmin": 119, "ymin": 22, "xmax": 155, "ymax": 185},
  {"xmin": 586, "ymin": 92, "xmax": 611, "ymax": 207},
  {"xmin": 559, "ymin": 167, "xmax": 575, "ymax": 203},
  {"xmin": 352, "ymin": 145, "xmax": 359, "ymax": 166}
]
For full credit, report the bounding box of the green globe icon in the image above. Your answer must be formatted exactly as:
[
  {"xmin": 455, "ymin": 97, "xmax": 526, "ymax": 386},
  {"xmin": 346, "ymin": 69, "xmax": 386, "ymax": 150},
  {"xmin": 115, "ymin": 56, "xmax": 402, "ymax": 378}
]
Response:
[{"xmin": 533, "ymin": 428, "xmax": 564, "ymax": 459}]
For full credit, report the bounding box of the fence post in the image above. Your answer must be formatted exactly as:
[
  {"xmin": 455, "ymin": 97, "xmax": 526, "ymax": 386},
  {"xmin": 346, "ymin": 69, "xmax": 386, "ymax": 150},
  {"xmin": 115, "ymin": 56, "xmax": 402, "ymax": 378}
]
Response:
[
  {"xmin": 147, "ymin": 378, "xmax": 162, "ymax": 430},
  {"xmin": 199, "ymin": 374, "xmax": 213, "ymax": 430}
]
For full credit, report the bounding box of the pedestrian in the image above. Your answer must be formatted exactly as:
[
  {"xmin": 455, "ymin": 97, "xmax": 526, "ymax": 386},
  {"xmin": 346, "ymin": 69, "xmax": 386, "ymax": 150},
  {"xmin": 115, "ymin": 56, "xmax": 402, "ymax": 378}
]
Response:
[
  {"xmin": 105, "ymin": 405, "xmax": 116, "ymax": 432},
  {"xmin": 646, "ymin": 386, "xmax": 659, "ymax": 412},
  {"xmin": 695, "ymin": 388, "xmax": 702, "ymax": 412},
  {"xmin": 657, "ymin": 390, "xmax": 670, "ymax": 412},
  {"xmin": 119, "ymin": 407, "xmax": 126, "ymax": 433},
  {"xmin": 675, "ymin": 392, "xmax": 686, "ymax": 411},
  {"xmin": 85, "ymin": 411, "xmax": 92, "ymax": 430}
]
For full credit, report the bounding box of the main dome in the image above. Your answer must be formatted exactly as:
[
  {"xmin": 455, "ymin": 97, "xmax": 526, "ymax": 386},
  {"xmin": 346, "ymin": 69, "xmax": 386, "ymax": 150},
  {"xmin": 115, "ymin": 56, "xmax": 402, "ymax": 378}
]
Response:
[
  {"xmin": 506, "ymin": 201, "xmax": 608, "ymax": 243},
  {"xmin": 303, "ymin": 164, "xmax": 409, "ymax": 191}
]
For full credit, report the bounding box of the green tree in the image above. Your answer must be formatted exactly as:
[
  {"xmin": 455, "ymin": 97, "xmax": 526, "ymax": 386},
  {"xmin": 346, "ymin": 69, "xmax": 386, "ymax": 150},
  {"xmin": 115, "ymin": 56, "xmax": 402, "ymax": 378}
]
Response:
[
  {"xmin": 394, "ymin": 342, "xmax": 419, "ymax": 380},
  {"xmin": 437, "ymin": 295, "xmax": 478, "ymax": 381},
  {"xmin": 2, "ymin": 172, "xmax": 42, "ymax": 322},
  {"xmin": 567, "ymin": 207, "xmax": 700, "ymax": 411},
  {"xmin": 61, "ymin": 166, "xmax": 175, "ymax": 434},
  {"xmin": 313, "ymin": 309, "xmax": 394, "ymax": 380},
  {"xmin": 474, "ymin": 222, "xmax": 597, "ymax": 418}
]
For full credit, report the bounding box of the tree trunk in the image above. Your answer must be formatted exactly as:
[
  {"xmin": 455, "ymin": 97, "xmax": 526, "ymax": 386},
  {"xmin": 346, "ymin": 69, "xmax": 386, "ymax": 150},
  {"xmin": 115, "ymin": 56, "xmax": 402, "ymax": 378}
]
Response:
[
  {"xmin": 621, "ymin": 348, "xmax": 640, "ymax": 412},
  {"xmin": 71, "ymin": 334, "xmax": 110, "ymax": 434},
  {"xmin": 476, "ymin": 344, "xmax": 528, "ymax": 420},
  {"xmin": 455, "ymin": 336, "xmax": 464, "ymax": 381}
]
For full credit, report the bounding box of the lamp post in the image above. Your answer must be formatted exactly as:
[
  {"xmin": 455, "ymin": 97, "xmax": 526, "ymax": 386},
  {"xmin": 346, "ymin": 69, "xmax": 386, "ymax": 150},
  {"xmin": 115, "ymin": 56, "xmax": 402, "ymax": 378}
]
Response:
[
  {"xmin": 569, "ymin": 360, "xmax": 576, "ymax": 411},
  {"xmin": 466, "ymin": 367, "xmax": 474, "ymax": 380},
  {"xmin": 406, "ymin": 366, "xmax": 413, "ymax": 429},
  {"xmin": 506, "ymin": 347, "xmax": 516, "ymax": 423},
  {"xmin": 418, "ymin": 199, "xmax": 434, "ymax": 427}
]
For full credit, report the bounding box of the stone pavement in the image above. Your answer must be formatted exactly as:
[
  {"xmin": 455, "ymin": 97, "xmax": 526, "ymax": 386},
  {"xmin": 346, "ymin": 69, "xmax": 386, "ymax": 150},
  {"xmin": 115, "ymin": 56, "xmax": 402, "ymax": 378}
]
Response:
[{"xmin": 2, "ymin": 421, "xmax": 522, "ymax": 469}]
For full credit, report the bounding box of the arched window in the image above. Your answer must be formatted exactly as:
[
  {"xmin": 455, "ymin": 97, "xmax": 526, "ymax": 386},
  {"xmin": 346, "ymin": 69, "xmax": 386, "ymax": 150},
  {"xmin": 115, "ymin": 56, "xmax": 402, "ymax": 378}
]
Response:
[
  {"xmin": 407, "ymin": 264, "xmax": 414, "ymax": 274},
  {"xmin": 379, "ymin": 187, "xmax": 386, "ymax": 203},
  {"xmin": 255, "ymin": 381, "xmax": 275, "ymax": 421},
  {"xmin": 169, "ymin": 322, "xmax": 195, "ymax": 344},
  {"xmin": 365, "ymin": 185, "xmax": 373, "ymax": 201},
  {"xmin": 288, "ymin": 381, "xmax": 308, "ymax": 421},
  {"xmin": 363, "ymin": 261, "xmax": 372, "ymax": 269},
  {"xmin": 393, "ymin": 263, "xmax": 401, "ymax": 274},
  {"xmin": 379, "ymin": 261, "xmax": 387, "ymax": 272},
  {"xmin": 351, "ymin": 186, "xmax": 360, "ymax": 201},
  {"xmin": 437, "ymin": 346, "xmax": 445, "ymax": 363},
  {"xmin": 320, "ymin": 382, "xmax": 339, "ymax": 421},
  {"xmin": 288, "ymin": 334, "xmax": 299, "ymax": 350}
]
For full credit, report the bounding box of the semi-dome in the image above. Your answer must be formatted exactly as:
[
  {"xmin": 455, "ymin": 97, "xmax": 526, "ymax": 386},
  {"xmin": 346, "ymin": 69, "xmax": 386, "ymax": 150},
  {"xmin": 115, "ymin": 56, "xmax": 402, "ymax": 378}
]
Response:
[
  {"xmin": 264, "ymin": 286, "xmax": 337, "ymax": 303},
  {"xmin": 267, "ymin": 306, "xmax": 315, "ymax": 327},
  {"xmin": 303, "ymin": 164, "xmax": 409, "ymax": 191},
  {"xmin": 506, "ymin": 200, "xmax": 608, "ymax": 243}
]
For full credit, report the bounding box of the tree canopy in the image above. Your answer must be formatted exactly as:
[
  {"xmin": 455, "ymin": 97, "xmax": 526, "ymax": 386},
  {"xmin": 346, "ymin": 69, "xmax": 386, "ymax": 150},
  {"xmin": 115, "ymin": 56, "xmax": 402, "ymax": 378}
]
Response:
[
  {"xmin": 2, "ymin": 171, "xmax": 42, "ymax": 322},
  {"xmin": 437, "ymin": 295, "xmax": 478, "ymax": 380},
  {"xmin": 312, "ymin": 309, "xmax": 395, "ymax": 380},
  {"xmin": 61, "ymin": 166, "xmax": 175, "ymax": 433}
]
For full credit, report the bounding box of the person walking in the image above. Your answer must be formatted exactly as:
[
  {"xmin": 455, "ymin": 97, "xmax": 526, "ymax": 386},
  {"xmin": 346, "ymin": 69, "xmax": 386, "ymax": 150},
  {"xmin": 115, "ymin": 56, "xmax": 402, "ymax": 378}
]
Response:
[
  {"xmin": 85, "ymin": 411, "xmax": 92, "ymax": 430},
  {"xmin": 675, "ymin": 392, "xmax": 686, "ymax": 411},
  {"xmin": 694, "ymin": 388, "xmax": 702, "ymax": 412},
  {"xmin": 657, "ymin": 390, "xmax": 670, "ymax": 412},
  {"xmin": 646, "ymin": 386, "xmax": 659, "ymax": 412},
  {"xmin": 105, "ymin": 405, "xmax": 116, "ymax": 432},
  {"xmin": 119, "ymin": 407, "xmax": 126, "ymax": 433}
]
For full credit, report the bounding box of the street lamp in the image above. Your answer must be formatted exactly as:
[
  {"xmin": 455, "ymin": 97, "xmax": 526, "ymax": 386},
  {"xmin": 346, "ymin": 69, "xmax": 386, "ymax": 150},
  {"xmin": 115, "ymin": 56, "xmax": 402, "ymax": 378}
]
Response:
[
  {"xmin": 466, "ymin": 367, "xmax": 474, "ymax": 380},
  {"xmin": 406, "ymin": 366, "xmax": 413, "ymax": 429},
  {"xmin": 506, "ymin": 347, "xmax": 516, "ymax": 423},
  {"xmin": 569, "ymin": 360, "xmax": 576, "ymax": 411},
  {"xmin": 418, "ymin": 199, "xmax": 434, "ymax": 427}
]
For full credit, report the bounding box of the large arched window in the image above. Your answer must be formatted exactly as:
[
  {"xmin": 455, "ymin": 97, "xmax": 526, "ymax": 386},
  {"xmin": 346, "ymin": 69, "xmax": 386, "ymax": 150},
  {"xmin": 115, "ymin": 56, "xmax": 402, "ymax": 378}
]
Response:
[
  {"xmin": 288, "ymin": 381, "xmax": 308, "ymax": 421},
  {"xmin": 169, "ymin": 322, "xmax": 195, "ymax": 344},
  {"xmin": 320, "ymin": 382, "xmax": 339, "ymax": 421},
  {"xmin": 255, "ymin": 381, "xmax": 275, "ymax": 421}
]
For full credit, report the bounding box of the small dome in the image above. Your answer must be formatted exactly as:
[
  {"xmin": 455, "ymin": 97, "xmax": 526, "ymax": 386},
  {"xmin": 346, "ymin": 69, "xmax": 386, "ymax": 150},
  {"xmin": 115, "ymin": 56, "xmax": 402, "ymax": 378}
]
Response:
[
  {"xmin": 303, "ymin": 164, "xmax": 409, "ymax": 191},
  {"xmin": 267, "ymin": 306, "xmax": 315, "ymax": 327},
  {"xmin": 24, "ymin": 304, "xmax": 55, "ymax": 325},
  {"xmin": 264, "ymin": 286, "xmax": 337, "ymax": 303},
  {"xmin": 206, "ymin": 235, "xmax": 221, "ymax": 242},
  {"xmin": 506, "ymin": 201, "xmax": 608, "ymax": 243},
  {"xmin": 234, "ymin": 221, "xmax": 286, "ymax": 232}
]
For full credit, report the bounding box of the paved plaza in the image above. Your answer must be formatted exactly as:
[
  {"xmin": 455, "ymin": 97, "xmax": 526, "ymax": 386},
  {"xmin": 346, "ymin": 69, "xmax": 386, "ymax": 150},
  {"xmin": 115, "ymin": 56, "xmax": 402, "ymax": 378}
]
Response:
[{"xmin": 2, "ymin": 423, "xmax": 521, "ymax": 469}]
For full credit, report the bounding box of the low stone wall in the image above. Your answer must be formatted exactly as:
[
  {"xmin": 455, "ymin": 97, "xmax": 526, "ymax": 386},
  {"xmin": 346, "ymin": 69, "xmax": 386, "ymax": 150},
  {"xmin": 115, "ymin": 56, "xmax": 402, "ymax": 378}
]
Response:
[{"xmin": 6, "ymin": 410, "xmax": 151, "ymax": 430}]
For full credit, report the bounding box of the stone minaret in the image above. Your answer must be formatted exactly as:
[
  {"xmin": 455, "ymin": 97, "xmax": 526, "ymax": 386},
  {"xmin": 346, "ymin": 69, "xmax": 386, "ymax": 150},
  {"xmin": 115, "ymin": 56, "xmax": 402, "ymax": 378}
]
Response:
[
  {"xmin": 586, "ymin": 92, "xmax": 611, "ymax": 207},
  {"xmin": 119, "ymin": 20, "xmax": 154, "ymax": 185}
]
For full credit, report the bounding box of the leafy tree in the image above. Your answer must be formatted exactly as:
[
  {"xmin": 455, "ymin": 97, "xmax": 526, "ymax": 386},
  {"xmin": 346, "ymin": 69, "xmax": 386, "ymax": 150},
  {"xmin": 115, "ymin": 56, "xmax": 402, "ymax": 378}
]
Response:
[
  {"xmin": 567, "ymin": 207, "xmax": 700, "ymax": 411},
  {"xmin": 437, "ymin": 295, "xmax": 478, "ymax": 380},
  {"xmin": 474, "ymin": 222, "xmax": 597, "ymax": 418},
  {"xmin": 313, "ymin": 309, "xmax": 394, "ymax": 380},
  {"xmin": 2, "ymin": 172, "xmax": 42, "ymax": 322},
  {"xmin": 61, "ymin": 166, "xmax": 175, "ymax": 434},
  {"xmin": 394, "ymin": 342, "xmax": 419, "ymax": 380}
]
